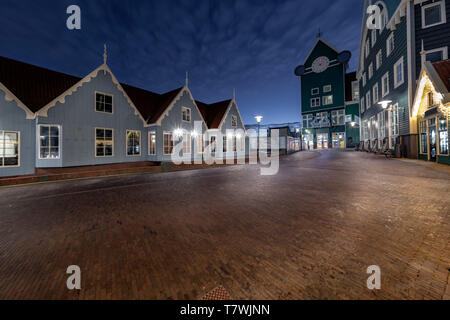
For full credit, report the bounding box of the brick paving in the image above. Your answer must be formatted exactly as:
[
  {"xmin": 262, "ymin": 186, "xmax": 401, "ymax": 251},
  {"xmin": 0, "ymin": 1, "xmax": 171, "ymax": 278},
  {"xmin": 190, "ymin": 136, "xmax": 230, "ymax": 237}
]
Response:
[{"xmin": 0, "ymin": 150, "xmax": 449, "ymax": 300}]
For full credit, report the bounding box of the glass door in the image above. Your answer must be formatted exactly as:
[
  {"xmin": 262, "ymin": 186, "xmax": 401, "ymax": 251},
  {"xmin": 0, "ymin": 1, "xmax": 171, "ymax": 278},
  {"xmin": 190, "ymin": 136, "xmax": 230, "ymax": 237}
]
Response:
[
  {"xmin": 428, "ymin": 118, "xmax": 437, "ymax": 162},
  {"xmin": 317, "ymin": 133, "xmax": 328, "ymax": 150}
]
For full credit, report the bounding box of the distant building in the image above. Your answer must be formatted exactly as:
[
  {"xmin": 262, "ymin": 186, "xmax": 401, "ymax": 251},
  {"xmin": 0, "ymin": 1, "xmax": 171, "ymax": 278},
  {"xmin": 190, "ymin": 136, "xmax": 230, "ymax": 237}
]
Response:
[
  {"xmin": 295, "ymin": 38, "xmax": 360, "ymax": 150},
  {"xmin": 245, "ymin": 122, "xmax": 301, "ymax": 154}
]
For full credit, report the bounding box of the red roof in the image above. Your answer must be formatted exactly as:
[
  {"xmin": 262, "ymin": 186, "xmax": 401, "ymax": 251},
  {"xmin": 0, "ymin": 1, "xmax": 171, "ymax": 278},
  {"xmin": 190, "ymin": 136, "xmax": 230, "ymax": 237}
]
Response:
[
  {"xmin": 1, "ymin": 56, "xmax": 231, "ymax": 125},
  {"xmin": 196, "ymin": 100, "xmax": 231, "ymax": 129},
  {"xmin": 432, "ymin": 59, "xmax": 450, "ymax": 92},
  {"xmin": 0, "ymin": 56, "xmax": 81, "ymax": 112}
]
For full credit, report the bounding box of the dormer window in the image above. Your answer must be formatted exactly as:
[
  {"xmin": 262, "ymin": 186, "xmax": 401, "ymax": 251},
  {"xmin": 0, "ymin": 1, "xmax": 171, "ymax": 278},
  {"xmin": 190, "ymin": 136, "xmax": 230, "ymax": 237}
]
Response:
[{"xmin": 182, "ymin": 107, "xmax": 191, "ymax": 122}]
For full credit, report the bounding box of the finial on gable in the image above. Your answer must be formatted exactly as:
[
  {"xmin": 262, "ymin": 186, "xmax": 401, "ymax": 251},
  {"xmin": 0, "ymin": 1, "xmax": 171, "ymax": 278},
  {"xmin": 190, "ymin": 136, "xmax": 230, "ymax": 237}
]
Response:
[
  {"xmin": 185, "ymin": 71, "xmax": 189, "ymax": 87},
  {"xmin": 233, "ymin": 88, "xmax": 236, "ymax": 100},
  {"xmin": 103, "ymin": 44, "xmax": 108, "ymax": 65},
  {"xmin": 317, "ymin": 28, "xmax": 323, "ymax": 39}
]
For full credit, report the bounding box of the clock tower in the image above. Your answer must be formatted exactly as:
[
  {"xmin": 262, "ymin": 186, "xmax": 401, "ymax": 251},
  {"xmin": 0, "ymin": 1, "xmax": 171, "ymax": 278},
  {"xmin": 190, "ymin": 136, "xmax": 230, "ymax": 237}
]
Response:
[{"xmin": 294, "ymin": 38, "xmax": 360, "ymax": 150}]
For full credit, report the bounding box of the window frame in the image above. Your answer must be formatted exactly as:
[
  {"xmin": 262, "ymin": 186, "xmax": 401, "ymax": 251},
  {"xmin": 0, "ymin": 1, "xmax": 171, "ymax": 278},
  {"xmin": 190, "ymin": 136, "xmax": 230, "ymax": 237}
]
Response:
[
  {"xmin": 331, "ymin": 109, "xmax": 345, "ymax": 126},
  {"xmin": 394, "ymin": 57, "xmax": 405, "ymax": 89},
  {"xmin": 163, "ymin": 131, "xmax": 174, "ymax": 155},
  {"xmin": 182, "ymin": 132, "xmax": 192, "ymax": 155},
  {"xmin": 371, "ymin": 29, "xmax": 377, "ymax": 47},
  {"xmin": 365, "ymin": 39, "xmax": 370, "ymax": 58},
  {"xmin": 381, "ymin": 72, "xmax": 390, "ymax": 97},
  {"xmin": 181, "ymin": 107, "xmax": 191, "ymax": 123},
  {"xmin": 360, "ymin": 97, "xmax": 365, "ymax": 114},
  {"xmin": 368, "ymin": 63, "xmax": 373, "ymax": 79},
  {"xmin": 231, "ymin": 115, "xmax": 238, "ymax": 128},
  {"xmin": 419, "ymin": 120, "xmax": 428, "ymax": 154},
  {"xmin": 95, "ymin": 91, "xmax": 114, "ymax": 114},
  {"xmin": 373, "ymin": 83, "xmax": 379, "ymax": 104},
  {"xmin": 310, "ymin": 97, "xmax": 321, "ymax": 107},
  {"xmin": 0, "ymin": 130, "xmax": 20, "ymax": 167},
  {"xmin": 351, "ymin": 81, "xmax": 360, "ymax": 101},
  {"xmin": 438, "ymin": 116, "xmax": 449, "ymax": 155},
  {"xmin": 322, "ymin": 95, "xmax": 333, "ymax": 106},
  {"xmin": 323, "ymin": 85, "xmax": 332, "ymax": 93},
  {"xmin": 421, "ymin": 46, "xmax": 449, "ymax": 65},
  {"xmin": 366, "ymin": 91, "xmax": 372, "ymax": 109},
  {"xmin": 311, "ymin": 88, "xmax": 319, "ymax": 95},
  {"xmin": 38, "ymin": 124, "xmax": 61, "ymax": 160},
  {"xmin": 376, "ymin": 50, "xmax": 382, "ymax": 70},
  {"xmin": 148, "ymin": 131, "xmax": 156, "ymax": 155},
  {"xmin": 126, "ymin": 130, "xmax": 141, "ymax": 157},
  {"xmin": 386, "ymin": 33, "xmax": 394, "ymax": 57},
  {"xmin": 421, "ymin": 1, "xmax": 446, "ymax": 29},
  {"xmin": 362, "ymin": 72, "xmax": 367, "ymax": 87},
  {"xmin": 95, "ymin": 128, "xmax": 114, "ymax": 158}
]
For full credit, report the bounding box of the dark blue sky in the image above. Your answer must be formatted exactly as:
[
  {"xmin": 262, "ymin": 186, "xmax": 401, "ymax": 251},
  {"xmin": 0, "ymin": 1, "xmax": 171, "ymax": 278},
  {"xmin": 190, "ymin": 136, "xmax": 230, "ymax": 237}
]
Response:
[{"xmin": 0, "ymin": 0, "xmax": 363, "ymax": 125}]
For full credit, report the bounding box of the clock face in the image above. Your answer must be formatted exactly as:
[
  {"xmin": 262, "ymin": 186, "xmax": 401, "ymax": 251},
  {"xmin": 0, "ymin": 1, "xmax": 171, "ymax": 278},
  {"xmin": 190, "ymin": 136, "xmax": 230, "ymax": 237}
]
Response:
[{"xmin": 312, "ymin": 56, "xmax": 330, "ymax": 73}]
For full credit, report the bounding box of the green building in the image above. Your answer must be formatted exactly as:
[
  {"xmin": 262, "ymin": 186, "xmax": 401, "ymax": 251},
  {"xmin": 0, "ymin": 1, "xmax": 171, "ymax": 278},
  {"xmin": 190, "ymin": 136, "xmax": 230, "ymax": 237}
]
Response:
[{"xmin": 295, "ymin": 38, "xmax": 360, "ymax": 150}]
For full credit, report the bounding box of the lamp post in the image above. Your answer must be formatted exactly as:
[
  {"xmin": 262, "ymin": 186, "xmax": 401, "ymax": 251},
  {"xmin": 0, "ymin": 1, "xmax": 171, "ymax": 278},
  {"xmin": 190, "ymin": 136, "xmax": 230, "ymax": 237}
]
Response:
[{"xmin": 255, "ymin": 115, "xmax": 263, "ymax": 152}]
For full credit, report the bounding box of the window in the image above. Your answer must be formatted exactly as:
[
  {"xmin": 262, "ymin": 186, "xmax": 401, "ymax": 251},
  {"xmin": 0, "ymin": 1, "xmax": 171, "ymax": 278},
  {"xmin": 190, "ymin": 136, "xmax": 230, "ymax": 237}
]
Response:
[
  {"xmin": 310, "ymin": 97, "xmax": 321, "ymax": 107},
  {"xmin": 95, "ymin": 92, "xmax": 113, "ymax": 114},
  {"xmin": 378, "ymin": 112, "xmax": 385, "ymax": 140},
  {"xmin": 382, "ymin": 72, "xmax": 390, "ymax": 97},
  {"xmin": 366, "ymin": 91, "xmax": 371, "ymax": 109},
  {"xmin": 303, "ymin": 114, "xmax": 313, "ymax": 128},
  {"xmin": 223, "ymin": 136, "xmax": 228, "ymax": 153},
  {"xmin": 368, "ymin": 63, "xmax": 373, "ymax": 79},
  {"xmin": 370, "ymin": 116, "xmax": 377, "ymax": 140},
  {"xmin": 376, "ymin": 50, "xmax": 382, "ymax": 70},
  {"xmin": 373, "ymin": 83, "xmax": 379, "ymax": 104},
  {"xmin": 380, "ymin": 11, "xmax": 388, "ymax": 32},
  {"xmin": 428, "ymin": 91, "xmax": 434, "ymax": 107},
  {"xmin": 39, "ymin": 125, "xmax": 60, "ymax": 159},
  {"xmin": 360, "ymin": 97, "xmax": 365, "ymax": 114},
  {"xmin": 371, "ymin": 29, "xmax": 377, "ymax": 47},
  {"xmin": 163, "ymin": 132, "xmax": 174, "ymax": 155},
  {"xmin": 126, "ymin": 130, "xmax": 141, "ymax": 156},
  {"xmin": 0, "ymin": 131, "xmax": 19, "ymax": 167},
  {"xmin": 439, "ymin": 116, "xmax": 448, "ymax": 154},
  {"xmin": 346, "ymin": 115, "xmax": 352, "ymax": 123},
  {"xmin": 182, "ymin": 107, "xmax": 191, "ymax": 122},
  {"xmin": 389, "ymin": 105, "xmax": 399, "ymax": 148},
  {"xmin": 95, "ymin": 128, "xmax": 113, "ymax": 157},
  {"xmin": 322, "ymin": 95, "xmax": 333, "ymax": 106},
  {"xmin": 420, "ymin": 120, "xmax": 428, "ymax": 154},
  {"xmin": 331, "ymin": 110, "xmax": 345, "ymax": 126},
  {"xmin": 311, "ymin": 88, "xmax": 319, "ymax": 95},
  {"xmin": 148, "ymin": 132, "xmax": 156, "ymax": 155},
  {"xmin": 422, "ymin": 1, "xmax": 446, "ymax": 29},
  {"xmin": 422, "ymin": 47, "xmax": 448, "ymax": 64},
  {"xmin": 323, "ymin": 85, "xmax": 332, "ymax": 93},
  {"xmin": 363, "ymin": 120, "xmax": 369, "ymax": 141},
  {"xmin": 351, "ymin": 81, "xmax": 360, "ymax": 101},
  {"xmin": 231, "ymin": 115, "xmax": 238, "ymax": 128},
  {"xmin": 197, "ymin": 134, "xmax": 205, "ymax": 154},
  {"xmin": 182, "ymin": 132, "xmax": 191, "ymax": 154},
  {"xmin": 362, "ymin": 73, "xmax": 367, "ymax": 87},
  {"xmin": 394, "ymin": 57, "xmax": 404, "ymax": 88},
  {"xmin": 365, "ymin": 39, "xmax": 370, "ymax": 58},
  {"xmin": 233, "ymin": 136, "xmax": 237, "ymax": 152},
  {"xmin": 387, "ymin": 33, "xmax": 394, "ymax": 57},
  {"xmin": 210, "ymin": 136, "xmax": 217, "ymax": 153}
]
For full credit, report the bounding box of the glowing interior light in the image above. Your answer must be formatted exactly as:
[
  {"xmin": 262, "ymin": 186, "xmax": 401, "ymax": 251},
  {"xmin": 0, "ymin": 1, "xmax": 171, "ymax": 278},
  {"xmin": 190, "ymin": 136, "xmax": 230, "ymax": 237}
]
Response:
[
  {"xmin": 378, "ymin": 100, "xmax": 392, "ymax": 109},
  {"xmin": 174, "ymin": 129, "xmax": 183, "ymax": 137},
  {"xmin": 255, "ymin": 115, "xmax": 263, "ymax": 123}
]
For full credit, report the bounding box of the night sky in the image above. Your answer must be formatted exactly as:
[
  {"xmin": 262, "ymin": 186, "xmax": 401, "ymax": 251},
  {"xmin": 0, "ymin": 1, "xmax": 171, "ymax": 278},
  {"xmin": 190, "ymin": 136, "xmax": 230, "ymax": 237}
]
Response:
[{"xmin": 0, "ymin": 0, "xmax": 363, "ymax": 125}]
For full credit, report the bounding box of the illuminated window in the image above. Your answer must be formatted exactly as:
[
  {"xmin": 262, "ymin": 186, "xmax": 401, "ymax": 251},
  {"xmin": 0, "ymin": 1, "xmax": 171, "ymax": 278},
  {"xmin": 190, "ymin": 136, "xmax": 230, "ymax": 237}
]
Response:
[
  {"xmin": 39, "ymin": 125, "xmax": 60, "ymax": 159},
  {"xmin": 0, "ymin": 130, "xmax": 19, "ymax": 167},
  {"xmin": 149, "ymin": 132, "xmax": 156, "ymax": 155},
  {"xmin": 164, "ymin": 132, "xmax": 174, "ymax": 155},
  {"xmin": 439, "ymin": 116, "xmax": 448, "ymax": 154},
  {"xmin": 126, "ymin": 130, "xmax": 141, "ymax": 156},
  {"xmin": 96, "ymin": 128, "xmax": 113, "ymax": 157},
  {"xmin": 420, "ymin": 120, "xmax": 428, "ymax": 154},
  {"xmin": 322, "ymin": 95, "xmax": 333, "ymax": 106}
]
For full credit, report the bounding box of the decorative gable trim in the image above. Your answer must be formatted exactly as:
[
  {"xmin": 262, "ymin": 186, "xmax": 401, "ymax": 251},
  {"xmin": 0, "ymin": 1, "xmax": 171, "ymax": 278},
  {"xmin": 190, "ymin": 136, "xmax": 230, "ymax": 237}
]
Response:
[
  {"xmin": 218, "ymin": 99, "xmax": 246, "ymax": 132},
  {"xmin": 155, "ymin": 86, "xmax": 208, "ymax": 127},
  {"xmin": 0, "ymin": 82, "xmax": 35, "ymax": 119},
  {"xmin": 303, "ymin": 38, "xmax": 339, "ymax": 66},
  {"xmin": 36, "ymin": 64, "xmax": 149, "ymax": 127}
]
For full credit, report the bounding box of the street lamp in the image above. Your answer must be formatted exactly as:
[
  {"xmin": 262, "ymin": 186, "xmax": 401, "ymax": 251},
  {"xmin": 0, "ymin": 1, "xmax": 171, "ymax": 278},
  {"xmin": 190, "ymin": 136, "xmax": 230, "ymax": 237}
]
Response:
[
  {"xmin": 255, "ymin": 115, "xmax": 263, "ymax": 152},
  {"xmin": 379, "ymin": 100, "xmax": 392, "ymax": 110}
]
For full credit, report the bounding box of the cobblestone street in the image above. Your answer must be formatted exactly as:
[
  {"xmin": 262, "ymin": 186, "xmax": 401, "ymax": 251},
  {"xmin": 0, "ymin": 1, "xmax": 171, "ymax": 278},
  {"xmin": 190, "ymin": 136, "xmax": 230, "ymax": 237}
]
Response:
[{"xmin": 0, "ymin": 150, "xmax": 449, "ymax": 300}]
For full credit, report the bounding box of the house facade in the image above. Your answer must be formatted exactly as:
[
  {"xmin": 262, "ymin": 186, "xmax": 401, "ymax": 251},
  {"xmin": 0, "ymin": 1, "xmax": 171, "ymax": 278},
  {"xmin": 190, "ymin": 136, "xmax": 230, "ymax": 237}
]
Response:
[
  {"xmin": 295, "ymin": 38, "xmax": 360, "ymax": 150},
  {"xmin": 358, "ymin": 0, "xmax": 450, "ymax": 162},
  {"xmin": 0, "ymin": 55, "xmax": 246, "ymax": 178}
]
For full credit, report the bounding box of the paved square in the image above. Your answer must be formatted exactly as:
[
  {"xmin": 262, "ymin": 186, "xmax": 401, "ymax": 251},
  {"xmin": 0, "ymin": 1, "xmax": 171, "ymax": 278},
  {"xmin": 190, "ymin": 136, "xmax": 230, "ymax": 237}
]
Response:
[{"xmin": 0, "ymin": 151, "xmax": 449, "ymax": 299}]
